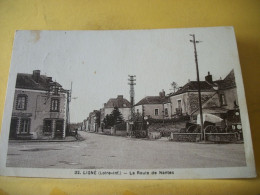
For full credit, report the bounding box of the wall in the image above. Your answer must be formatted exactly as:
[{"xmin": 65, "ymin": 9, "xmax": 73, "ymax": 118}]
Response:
[
  {"xmin": 12, "ymin": 89, "xmax": 67, "ymax": 139},
  {"xmin": 221, "ymin": 87, "xmax": 238, "ymax": 110},
  {"xmin": 163, "ymin": 102, "xmax": 172, "ymax": 119},
  {"xmin": 0, "ymin": 0, "xmax": 260, "ymax": 194},
  {"xmin": 170, "ymin": 133, "xmax": 201, "ymax": 142},
  {"xmin": 170, "ymin": 93, "xmax": 189, "ymax": 115},
  {"xmin": 170, "ymin": 91, "xmax": 218, "ymax": 116},
  {"xmin": 143, "ymin": 104, "xmax": 164, "ymax": 119},
  {"xmin": 205, "ymin": 133, "xmax": 237, "ymax": 142}
]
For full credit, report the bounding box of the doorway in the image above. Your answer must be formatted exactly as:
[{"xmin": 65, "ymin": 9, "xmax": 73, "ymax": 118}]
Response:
[
  {"xmin": 55, "ymin": 120, "xmax": 64, "ymax": 138},
  {"xmin": 9, "ymin": 118, "xmax": 18, "ymax": 139}
]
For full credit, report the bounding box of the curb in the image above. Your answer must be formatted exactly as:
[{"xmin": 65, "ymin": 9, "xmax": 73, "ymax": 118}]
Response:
[{"xmin": 8, "ymin": 136, "xmax": 80, "ymax": 143}]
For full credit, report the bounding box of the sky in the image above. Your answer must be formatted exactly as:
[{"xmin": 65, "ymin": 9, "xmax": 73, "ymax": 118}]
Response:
[{"xmin": 9, "ymin": 27, "xmax": 240, "ymax": 122}]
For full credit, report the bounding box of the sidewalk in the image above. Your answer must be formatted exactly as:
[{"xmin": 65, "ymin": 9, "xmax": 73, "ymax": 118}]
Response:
[{"xmin": 8, "ymin": 135, "xmax": 80, "ymax": 143}]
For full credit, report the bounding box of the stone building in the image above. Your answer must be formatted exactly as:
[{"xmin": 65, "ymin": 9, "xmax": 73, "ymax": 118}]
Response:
[
  {"xmin": 169, "ymin": 69, "xmax": 238, "ymax": 119},
  {"xmin": 9, "ymin": 70, "xmax": 69, "ymax": 140}
]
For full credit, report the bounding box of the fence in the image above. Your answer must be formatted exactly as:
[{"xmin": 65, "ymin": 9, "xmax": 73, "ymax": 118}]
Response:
[
  {"xmin": 169, "ymin": 132, "xmax": 238, "ymax": 143},
  {"xmin": 169, "ymin": 133, "xmax": 201, "ymax": 142},
  {"xmin": 205, "ymin": 133, "xmax": 237, "ymax": 143}
]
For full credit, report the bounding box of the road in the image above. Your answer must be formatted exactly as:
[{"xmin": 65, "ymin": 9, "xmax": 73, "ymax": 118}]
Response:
[{"xmin": 6, "ymin": 131, "xmax": 246, "ymax": 169}]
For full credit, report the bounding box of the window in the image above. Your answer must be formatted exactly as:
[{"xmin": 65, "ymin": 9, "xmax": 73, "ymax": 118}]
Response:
[
  {"xmin": 154, "ymin": 109, "xmax": 159, "ymax": 116},
  {"xmin": 43, "ymin": 119, "xmax": 52, "ymax": 133},
  {"xmin": 220, "ymin": 94, "xmax": 226, "ymax": 106},
  {"xmin": 20, "ymin": 118, "xmax": 30, "ymax": 134},
  {"xmin": 165, "ymin": 108, "xmax": 168, "ymax": 116},
  {"xmin": 16, "ymin": 94, "xmax": 27, "ymax": 110},
  {"xmin": 51, "ymin": 98, "xmax": 60, "ymax": 112},
  {"xmin": 177, "ymin": 99, "xmax": 182, "ymax": 109}
]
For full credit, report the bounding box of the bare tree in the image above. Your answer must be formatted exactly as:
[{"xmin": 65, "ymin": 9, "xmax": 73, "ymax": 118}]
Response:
[{"xmin": 171, "ymin": 81, "xmax": 179, "ymax": 92}]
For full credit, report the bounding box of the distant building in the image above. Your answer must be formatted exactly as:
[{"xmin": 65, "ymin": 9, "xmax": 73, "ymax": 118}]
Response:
[
  {"xmin": 100, "ymin": 95, "xmax": 131, "ymax": 124},
  {"xmin": 82, "ymin": 118, "xmax": 88, "ymax": 131},
  {"xmin": 135, "ymin": 90, "xmax": 171, "ymax": 119},
  {"xmin": 87, "ymin": 110, "xmax": 100, "ymax": 132},
  {"xmin": 9, "ymin": 70, "xmax": 69, "ymax": 139}
]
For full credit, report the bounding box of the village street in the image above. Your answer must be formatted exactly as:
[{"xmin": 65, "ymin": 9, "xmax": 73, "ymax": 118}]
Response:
[{"xmin": 6, "ymin": 131, "xmax": 246, "ymax": 169}]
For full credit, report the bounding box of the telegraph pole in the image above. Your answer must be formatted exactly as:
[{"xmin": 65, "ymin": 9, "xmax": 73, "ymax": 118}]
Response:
[
  {"xmin": 128, "ymin": 75, "xmax": 136, "ymax": 120},
  {"xmin": 190, "ymin": 34, "xmax": 204, "ymax": 141},
  {"xmin": 66, "ymin": 82, "xmax": 72, "ymax": 135}
]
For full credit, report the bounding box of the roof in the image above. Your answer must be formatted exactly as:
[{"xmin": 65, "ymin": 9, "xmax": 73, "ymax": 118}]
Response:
[
  {"xmin": 215, "ymin": 69, "xmax": 236, "ymax": 90},
  {"xmin": 16, "ymin": 73, "xmax": 66, "ymax": 92},
  {"xmin": 105, "ymin": 96, "xmax": 131, "ymax": 108},
  {"xmin": 168, "ymin": 69, "xmax": 236, "ymax": 97},
  {"xmin": 135, "ymin": 96, "xmax": 169, "ymax": 106},
  {"xmin": 169, "ymin": 81, "xmax": 215, "ymax": 96}
]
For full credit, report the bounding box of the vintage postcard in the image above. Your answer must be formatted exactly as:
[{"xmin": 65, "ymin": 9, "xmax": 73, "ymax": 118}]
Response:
[{"xmin": 0, "ymin": 27, "xmax": 256, "ymax": 179}]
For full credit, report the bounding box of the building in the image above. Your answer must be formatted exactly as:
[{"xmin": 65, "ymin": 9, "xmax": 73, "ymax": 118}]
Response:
[
  {"xmin": 100, "ymin": 95, "xmax": 131, "ymax": 124},
  {"xmin": 82, "ymin": 118, "xmax": 88, "ymax": 131},
  {"xmin": 135, "ymin": 90, "xmax": 171, "ymax": 120},
  {"xmin": 9, "ymin": 70, "xmax": 69, "ymax": 140},
  {"xmin": 87, "ymin": 110, "xmax": 100, "ymax": 132},
  {"xmin": 168, "ymin": 69, "xmax": 238, "ymax": 119}
]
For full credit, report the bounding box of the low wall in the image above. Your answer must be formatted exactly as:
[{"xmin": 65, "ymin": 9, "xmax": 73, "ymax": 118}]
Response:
[
  {"xmin": 115, "ymin": 130, "xmax": 127, "ymax": 136},
  {"xmin": 148, "ymin": 122, "xmax": 186, "ymax": 137},
  {"xmin": 102, "ymin": 128, "xmax": 127, "ymax": 136},
  {"xmin": 148, "ymin": 132, "xmax": 161, "ymax": 140},
  {"xmin": 170, "ymin": 133, "xmax": 201, "ymax": 142},
  {"xmin": 205, "ymin": 133, "xmax": 237, "ymax": 143}
]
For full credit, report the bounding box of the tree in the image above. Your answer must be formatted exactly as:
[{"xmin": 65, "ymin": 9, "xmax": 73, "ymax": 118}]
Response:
[
  {"xmin": 103, "ymin": 114, "xmax": 113, "ymax": 128},
  {"xmin": 103, "ymin": 107, "xmax": 124, "ymax": 128},
  {"xmin": 171, "ymin": 81, "xmax": 179, "ymax": 92},
  {"xmin": 111, "ymin": 107, "xmax": 124, "ymax": 124}
]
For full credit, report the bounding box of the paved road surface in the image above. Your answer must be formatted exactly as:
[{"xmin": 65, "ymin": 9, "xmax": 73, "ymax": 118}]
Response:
[{"xmin": 6, "ymin": 131, "xmax": 246, "ymax": 169}]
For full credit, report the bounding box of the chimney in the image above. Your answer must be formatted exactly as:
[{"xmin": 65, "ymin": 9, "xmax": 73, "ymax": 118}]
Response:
[
  {"xmin": 117, "ymin": 95, "xmax": 123, "ymax": 99},
  {"xmin": 46, "ymin": 77, "xmax": 52, "ymax": 83},
  {"xmin": 117, "ymin": 95, "xmax": 123, "ymax": 107},
  {"xmin": 32, "ymin": 70, "xmax": 40, "ymax": 83},
  {"xmin": 205, "ymin": 71, "xmax": 213, "ymax": 84},
  {"xmin": 159, "ymin": 89, "xmax": 165, "ymax": 98}
]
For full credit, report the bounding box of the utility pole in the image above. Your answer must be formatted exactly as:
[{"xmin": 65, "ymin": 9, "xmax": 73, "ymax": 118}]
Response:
[
  {"xmin": 190, "ymin": 34, "xmax": 204, "ymax": 141},
  {"xmin": 128, "ymin": 75, "xmax": 136, "ymax": 121},
  {"xmin": 66, "ymin": 82, "xmax": 72, "ymax": 135}
]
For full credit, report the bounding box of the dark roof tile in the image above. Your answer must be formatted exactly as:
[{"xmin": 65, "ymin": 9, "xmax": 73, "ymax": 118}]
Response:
[
  {"xmin": 16, "ymin": 73, "xmax": 65, "ymax": 92},
  {"xmin": 135, "ymin": 96, "xmax": 169, "ymax": 106},
  {"xmin": 105, "ymin": 96, "xmax": 131, "ymax": 108}
]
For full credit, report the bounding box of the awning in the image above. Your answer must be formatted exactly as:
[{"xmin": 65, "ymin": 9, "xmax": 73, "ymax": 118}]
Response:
[
  {"xmin": 192, "ymin": 107, "xmax": 228, "ymax": 115},
  {"xmin": 197, "ymin": 113, "xmax": 223, "ymax": 124}
]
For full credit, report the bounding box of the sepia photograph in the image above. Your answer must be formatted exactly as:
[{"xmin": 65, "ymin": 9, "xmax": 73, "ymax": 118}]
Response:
[{"xmin": 0, "ymin": 27, "xmax": 256, "ymax": 179}]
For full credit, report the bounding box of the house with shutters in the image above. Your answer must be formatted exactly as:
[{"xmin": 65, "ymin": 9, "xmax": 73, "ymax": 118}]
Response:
[{"xmin": 9, "ymin": 70, "xmax": 69, "ymax": 140}]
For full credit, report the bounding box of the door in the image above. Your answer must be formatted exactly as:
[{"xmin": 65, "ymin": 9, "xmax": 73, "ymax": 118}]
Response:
[
  {"xmin": 43, "ymin": 119, "xmax": 52, "ymax": 134},
  {"xmin": 9, "ymin": 118, "xmax": 18, "ymax": 139},
  {"xmin": 55, "ymin": 120, "xmax": 64, "ymax": 138}
]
